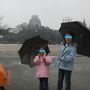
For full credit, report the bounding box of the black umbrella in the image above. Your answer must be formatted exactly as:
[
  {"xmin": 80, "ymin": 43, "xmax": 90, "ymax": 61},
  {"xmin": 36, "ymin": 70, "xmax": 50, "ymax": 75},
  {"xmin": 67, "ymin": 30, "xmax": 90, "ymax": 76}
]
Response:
[
  {"xmin": 59, "ymin": 21, "xmax": 90, "ymax": 57},
  {"xmin": 18, "ymin": 36, "xmax": 50, "ymax": 67}
]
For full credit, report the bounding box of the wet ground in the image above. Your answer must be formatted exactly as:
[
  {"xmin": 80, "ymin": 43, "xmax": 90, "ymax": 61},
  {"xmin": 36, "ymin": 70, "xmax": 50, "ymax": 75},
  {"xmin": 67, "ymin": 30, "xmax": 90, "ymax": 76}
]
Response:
[{"xmin": 0, "ymin": 44, "xmax": 90, "ymax": 90}]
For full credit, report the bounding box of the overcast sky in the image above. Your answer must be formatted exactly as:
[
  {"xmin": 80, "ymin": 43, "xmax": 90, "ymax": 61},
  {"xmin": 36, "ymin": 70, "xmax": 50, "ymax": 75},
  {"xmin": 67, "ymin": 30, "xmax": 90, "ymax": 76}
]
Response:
[{"xmin": 0, "ymin": 0, "xmax": 90, "ymax": 30}]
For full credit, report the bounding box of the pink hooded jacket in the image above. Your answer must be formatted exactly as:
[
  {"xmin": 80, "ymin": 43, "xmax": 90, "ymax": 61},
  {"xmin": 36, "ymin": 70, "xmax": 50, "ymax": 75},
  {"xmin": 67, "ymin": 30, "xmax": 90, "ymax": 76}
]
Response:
[{"xmin": 34, "ymin": 56, "xmax": 52, "ymax": 78}]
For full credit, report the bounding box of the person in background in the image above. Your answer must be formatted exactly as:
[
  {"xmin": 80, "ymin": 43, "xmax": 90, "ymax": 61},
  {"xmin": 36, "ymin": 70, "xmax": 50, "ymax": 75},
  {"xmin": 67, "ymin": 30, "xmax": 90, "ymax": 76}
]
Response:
[
  {"xmin": 0, "ymin": 63, "xmax": 7, "ymax": 90},
  {"xmin": 34, "ymin": 47, "xmax": 52, "ymax": 90},
  {"xmin": 55, "ymin": 31, "xmax": 77, "ymax": 90}
]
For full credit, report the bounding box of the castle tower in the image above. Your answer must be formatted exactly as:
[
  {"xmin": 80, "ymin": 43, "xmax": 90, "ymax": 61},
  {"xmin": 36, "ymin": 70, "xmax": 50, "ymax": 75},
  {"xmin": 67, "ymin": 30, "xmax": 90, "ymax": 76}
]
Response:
[{"xmin": 28, "ymin": 15, "xmax": 41, "ymax": 28}]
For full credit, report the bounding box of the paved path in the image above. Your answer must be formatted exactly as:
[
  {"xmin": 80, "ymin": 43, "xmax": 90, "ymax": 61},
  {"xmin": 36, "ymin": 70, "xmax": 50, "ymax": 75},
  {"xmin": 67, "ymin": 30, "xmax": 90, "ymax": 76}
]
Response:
[{"xmin": 0, "ymin": 54, "xmax": 90, "ymax": 90}]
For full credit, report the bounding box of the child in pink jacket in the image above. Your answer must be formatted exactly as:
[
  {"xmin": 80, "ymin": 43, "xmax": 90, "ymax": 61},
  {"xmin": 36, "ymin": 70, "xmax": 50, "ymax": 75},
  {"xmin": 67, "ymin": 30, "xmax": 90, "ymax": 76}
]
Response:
[{"xmin": 34, "ymin": 47, "xmax": 52, "ymax": 90}]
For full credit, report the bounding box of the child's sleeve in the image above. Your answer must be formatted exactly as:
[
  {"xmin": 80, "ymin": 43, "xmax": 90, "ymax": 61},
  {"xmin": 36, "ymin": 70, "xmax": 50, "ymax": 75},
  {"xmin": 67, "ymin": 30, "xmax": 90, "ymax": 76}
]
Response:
[{"xmin": 45, "ymin": 56, "xmax": 52, "ymax": 64}]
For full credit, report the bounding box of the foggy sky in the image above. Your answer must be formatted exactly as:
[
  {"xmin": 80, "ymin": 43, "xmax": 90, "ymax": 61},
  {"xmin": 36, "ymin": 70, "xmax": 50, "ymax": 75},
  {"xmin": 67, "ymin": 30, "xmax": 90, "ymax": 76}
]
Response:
[{"xmin": 0, "ymin": 0, "xmax": 90, "ymax": 30}]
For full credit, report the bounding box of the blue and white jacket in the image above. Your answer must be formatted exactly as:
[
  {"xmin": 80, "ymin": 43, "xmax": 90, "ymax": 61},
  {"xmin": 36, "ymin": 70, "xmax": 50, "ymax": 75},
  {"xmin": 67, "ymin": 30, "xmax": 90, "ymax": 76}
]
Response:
[{"xmin": 55, "ymin": 42, "xmax": 77, "ymax": 71}]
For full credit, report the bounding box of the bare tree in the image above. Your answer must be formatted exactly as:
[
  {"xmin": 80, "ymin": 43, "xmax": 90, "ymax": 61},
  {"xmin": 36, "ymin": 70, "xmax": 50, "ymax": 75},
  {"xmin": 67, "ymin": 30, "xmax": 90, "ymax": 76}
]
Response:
[{"xmin": 62, "ymin": 17, "xmax": 73, "ymax": 23}]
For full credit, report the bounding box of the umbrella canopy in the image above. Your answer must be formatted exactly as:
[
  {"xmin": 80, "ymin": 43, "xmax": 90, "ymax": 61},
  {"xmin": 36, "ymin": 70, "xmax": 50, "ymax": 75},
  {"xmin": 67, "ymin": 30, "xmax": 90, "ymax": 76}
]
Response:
[
  {"xmin": 77, "ymin": 32, "xmax": 90, "ymax": 57},
  {"xmin": 59, "ymin": 21, "xmax": 90, "ymax": 57},
  {"xmin": 18, "ymin": 36, "xmax": 50, "ymax": 67}
]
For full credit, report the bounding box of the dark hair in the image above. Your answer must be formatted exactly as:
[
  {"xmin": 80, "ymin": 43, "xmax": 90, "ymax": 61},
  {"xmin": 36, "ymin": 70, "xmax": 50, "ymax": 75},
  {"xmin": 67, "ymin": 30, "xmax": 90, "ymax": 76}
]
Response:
[
  {"xmin": 38, "ymin": 46, "xmax": 45, "ymax": 53},
  {"xmin": 63, "ymin": 31, "xmax": 75, "ymax": 44},
  {"xmin": 65, "ymin": 31, "xmax": 74, "ymax": 38}
]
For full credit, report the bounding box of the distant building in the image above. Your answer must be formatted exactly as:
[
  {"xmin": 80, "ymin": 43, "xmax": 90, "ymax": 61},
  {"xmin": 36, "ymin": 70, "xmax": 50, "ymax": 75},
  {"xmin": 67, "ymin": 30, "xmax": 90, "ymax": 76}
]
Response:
[
  {"xmin": 28, "ymin": 15, "xmax": 41, "ymax": 28},
  {"xmin": 9, "ymin": 28, "xmax": 18, "ymax": 33}
]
